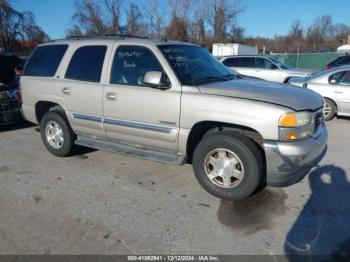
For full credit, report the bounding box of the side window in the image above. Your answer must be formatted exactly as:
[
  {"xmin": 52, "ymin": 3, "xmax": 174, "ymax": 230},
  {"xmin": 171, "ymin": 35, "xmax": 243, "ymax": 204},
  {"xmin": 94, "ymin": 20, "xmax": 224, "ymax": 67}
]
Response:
[
  {"xmin": 238, "ymin": 58, "xmax": 255, "ymax": 68},
  {"xmin": 110, "ymin": 46, "xmax": 164, "ymax": 86},
  {"xmin": 24, "ymin": 45, "xmax": 68, "ymax": 77},
  {"xmin": 65, "ymin": 46, "xmax": 107, "ymax": 82},
  {"xmin": 329, "ymin": 72, "xmax": 344, "ymax": 84},
  {"xmin": 255, "ymin": 58, "xmax": 274, "ymax": 69},
  {"xmin": 339, "ymin": 71, "xmax": 350, "ymax": 86},
  {"xmin": 222, "ymin": 58, "xmax": 238, "ymax": 67}
]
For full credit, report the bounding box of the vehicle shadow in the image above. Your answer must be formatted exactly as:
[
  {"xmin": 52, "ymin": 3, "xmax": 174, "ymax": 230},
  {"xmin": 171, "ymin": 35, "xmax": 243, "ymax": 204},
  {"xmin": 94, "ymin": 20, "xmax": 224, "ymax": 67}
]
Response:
[
  {"xmin": 336, "ymin": 116, "xmax": 350, "ymax": 121},
  {"xmin": 0, "ymin": 121, "xmax": 36, "ymax": 133},
  {"xmin": 284, "ymin": 165, "xmax": 350, "ymax": 259}
]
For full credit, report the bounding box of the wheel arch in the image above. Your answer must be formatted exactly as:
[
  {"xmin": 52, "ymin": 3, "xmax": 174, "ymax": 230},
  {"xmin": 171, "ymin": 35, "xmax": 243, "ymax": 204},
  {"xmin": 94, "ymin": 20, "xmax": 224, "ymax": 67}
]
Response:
[
  {"xmin": 284, "ymin": 76, "xmax": 293, "ymax": 83},
  {"xmin": 323, "ymin": 97, "xmax": 338, "ymax": 113},
  {"xmin": 35, "ymin": 101, "xmax": 67, "ymax": 123},
  {"xmin": 186, "ymin": 121, "xmax": 265, "ymax": 164}
]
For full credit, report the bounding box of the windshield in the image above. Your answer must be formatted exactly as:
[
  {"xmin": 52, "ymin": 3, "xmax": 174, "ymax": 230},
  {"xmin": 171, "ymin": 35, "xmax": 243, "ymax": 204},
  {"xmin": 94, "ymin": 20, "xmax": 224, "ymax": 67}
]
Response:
[
  {"xmin": 307, "ymin": 70, "xmax": 328, "ymax": 80},
  {"xmin": 159, "ymin": 45, "xmax": 239, "ymax": 85},
  {"xmin": 268, "ymin": 57, "xmax": 290, "ymax": 69}
]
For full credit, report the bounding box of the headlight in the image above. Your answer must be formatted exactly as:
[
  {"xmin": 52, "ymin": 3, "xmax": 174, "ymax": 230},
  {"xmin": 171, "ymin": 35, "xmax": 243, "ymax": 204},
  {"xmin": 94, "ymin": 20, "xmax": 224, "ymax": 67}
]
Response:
[{"xmin": 279, "ymin": 112, "xmax": 314, "ymax": 141}]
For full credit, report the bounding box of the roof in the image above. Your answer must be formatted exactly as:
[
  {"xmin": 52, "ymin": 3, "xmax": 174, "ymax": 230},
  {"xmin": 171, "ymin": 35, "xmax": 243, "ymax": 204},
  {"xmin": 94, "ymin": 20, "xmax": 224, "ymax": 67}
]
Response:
[
  {"xmin": 220, "ymin": 55, "xmax": 267, "ymax": 59},
  {"xmin": 43, "ymin": 35, "xmax": 197, "ymax": 47}
]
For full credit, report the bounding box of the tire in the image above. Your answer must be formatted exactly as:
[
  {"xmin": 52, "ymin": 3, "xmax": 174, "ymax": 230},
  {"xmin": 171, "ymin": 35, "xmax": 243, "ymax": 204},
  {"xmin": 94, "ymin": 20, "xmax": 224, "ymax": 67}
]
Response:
[
  {"xmin": 323, "ymin": 98, "xmax": 337, "ymax": 121},
  {"xmin": 40, "ymin": 111, "xmax": 75, "ymax": 157},
  {"xmin": 192, "ymin": 132, "xmax": 264, "ymax": 200}
]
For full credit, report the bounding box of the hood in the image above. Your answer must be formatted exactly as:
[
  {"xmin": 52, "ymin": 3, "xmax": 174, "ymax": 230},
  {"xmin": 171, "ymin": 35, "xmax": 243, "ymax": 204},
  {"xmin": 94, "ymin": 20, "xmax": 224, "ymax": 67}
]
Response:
[
  {"xmin": 286, "ymin": 68, "xmax": 317, "ymax": 76},
  {"xmin": 198, "ymin": 79, "xmax": 323, "ymax": 111}
]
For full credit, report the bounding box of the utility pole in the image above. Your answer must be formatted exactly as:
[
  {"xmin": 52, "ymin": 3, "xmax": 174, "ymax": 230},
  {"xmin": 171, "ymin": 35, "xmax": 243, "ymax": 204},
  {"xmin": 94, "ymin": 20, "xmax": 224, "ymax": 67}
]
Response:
[{"xmin": 296, "ymin": 44, "xmax": 300, "ymax": 68}]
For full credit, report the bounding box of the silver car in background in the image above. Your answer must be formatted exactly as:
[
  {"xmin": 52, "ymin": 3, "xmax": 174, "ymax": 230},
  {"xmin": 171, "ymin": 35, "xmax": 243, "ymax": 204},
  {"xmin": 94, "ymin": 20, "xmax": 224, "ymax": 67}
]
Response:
[
  {"xmin": 221, "ymin": 55, "xmax": 316, "ymax": 83},
  {"xmin": 288, "ymin": 66, "xmax": 350, "ymax": 121}
]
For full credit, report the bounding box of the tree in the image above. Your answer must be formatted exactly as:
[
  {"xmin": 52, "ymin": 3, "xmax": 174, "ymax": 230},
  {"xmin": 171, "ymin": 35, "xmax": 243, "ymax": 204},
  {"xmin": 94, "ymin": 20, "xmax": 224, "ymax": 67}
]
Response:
[
  {"xmin": 69, "ymin": 0, "xmax": 106, "ymax": 36},
  {"xmin": 164, "ymin": 11, "xmax": 188, "ymax": 41},
  {"xmin": 0, "ymin": 0, "xmax": 47, "ymax": 51},
  {"xmin": 144, "ymin": 0, "xmax": 167, "ymax": 39},
  {"xmin": 125, "ymin": 3, "xmax": 144, "ymax": 35},
  {"xmin": 103, "ymin": 0, "xmax": 122, "ymax": 34}
]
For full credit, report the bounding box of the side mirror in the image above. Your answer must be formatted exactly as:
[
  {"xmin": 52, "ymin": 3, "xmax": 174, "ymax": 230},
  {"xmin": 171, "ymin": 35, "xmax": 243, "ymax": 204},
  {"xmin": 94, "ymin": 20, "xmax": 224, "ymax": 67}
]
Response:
[
  {"xmin": 144, "ymin": 71, "xmax": 170, "ymax": 90},
  {"xmin": 329, "ymin": 79, "xmax": 337, "ymax": 85}
]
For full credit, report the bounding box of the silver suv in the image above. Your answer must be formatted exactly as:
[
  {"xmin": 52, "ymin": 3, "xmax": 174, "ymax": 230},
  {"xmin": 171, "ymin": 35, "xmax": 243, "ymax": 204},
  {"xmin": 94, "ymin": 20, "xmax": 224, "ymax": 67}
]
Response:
[{"xmin": 21, "ymin": 36, "xmax": 328, "ymax": 200}]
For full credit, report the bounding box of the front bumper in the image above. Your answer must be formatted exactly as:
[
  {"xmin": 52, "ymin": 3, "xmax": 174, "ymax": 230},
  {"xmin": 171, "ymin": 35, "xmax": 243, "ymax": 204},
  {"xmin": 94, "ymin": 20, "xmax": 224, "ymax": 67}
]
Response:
[{"xmin": 264, "ymin": 123, "xmax": 328, "ymax": 187}]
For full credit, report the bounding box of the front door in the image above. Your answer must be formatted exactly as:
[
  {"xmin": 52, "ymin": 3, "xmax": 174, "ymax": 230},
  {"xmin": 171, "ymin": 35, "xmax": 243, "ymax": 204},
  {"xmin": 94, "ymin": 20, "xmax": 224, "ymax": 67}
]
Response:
[
  {"xmin": 254, "ymin": 57, "xmax": 281, "ymax": 82},
  {"xmin": 103, "ymin": 45, "xmax": 181, "ymax": 151}
]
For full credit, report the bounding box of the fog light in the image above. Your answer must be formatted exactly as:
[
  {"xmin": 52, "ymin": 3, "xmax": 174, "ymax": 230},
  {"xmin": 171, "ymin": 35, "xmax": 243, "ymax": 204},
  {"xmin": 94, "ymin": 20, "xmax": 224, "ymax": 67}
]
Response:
[{"xmin": 286, "ymin": 132, "xmax": 299, "ymax": 140}]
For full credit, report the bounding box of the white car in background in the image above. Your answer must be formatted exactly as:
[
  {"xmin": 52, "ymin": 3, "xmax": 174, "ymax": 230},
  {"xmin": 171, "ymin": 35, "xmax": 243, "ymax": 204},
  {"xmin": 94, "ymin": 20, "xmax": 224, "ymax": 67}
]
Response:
[
  {"xmin": 288, "ymin": 66, "xmax": 350, "ymax": 121},
  {"xmin": 221, "ymin": 55, "xmax": 316, "ymax": 83}
]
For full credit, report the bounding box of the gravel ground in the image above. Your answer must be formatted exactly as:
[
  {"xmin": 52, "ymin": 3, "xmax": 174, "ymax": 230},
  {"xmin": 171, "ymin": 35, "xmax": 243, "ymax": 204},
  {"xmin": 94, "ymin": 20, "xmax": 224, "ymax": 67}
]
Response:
[{"xmin": 0, "ymin": 118, "xmax": 349, "ymax": 256}]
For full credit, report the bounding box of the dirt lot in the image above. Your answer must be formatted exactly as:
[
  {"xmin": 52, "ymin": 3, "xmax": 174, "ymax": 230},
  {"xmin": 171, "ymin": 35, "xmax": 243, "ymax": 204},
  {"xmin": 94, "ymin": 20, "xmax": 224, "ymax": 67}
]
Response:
[{"xmin": 0, "ymin": 119, "xmax": 349, "ymax": 256}]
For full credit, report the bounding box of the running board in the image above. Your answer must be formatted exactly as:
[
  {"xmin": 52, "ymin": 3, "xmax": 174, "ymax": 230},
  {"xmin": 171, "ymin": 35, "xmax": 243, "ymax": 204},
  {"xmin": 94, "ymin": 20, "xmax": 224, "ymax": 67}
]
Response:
[{"xmin": 75, "ymin": 135, "xmax": 186, "ymax": 166}]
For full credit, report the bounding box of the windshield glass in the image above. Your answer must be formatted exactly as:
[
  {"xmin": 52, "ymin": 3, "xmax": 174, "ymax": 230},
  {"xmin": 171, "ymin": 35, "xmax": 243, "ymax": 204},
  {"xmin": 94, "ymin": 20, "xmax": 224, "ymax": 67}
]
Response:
[
  {"xmin": 268, "ymin": 57, "xmax": 290, "ymax": 69},
  {"xmin": 307, "ymin": 70, "xmax": 328, "ymax": 80},
  {"xmin": 159, "ymin": 45, "xmax": 239, "ymax": 85}
]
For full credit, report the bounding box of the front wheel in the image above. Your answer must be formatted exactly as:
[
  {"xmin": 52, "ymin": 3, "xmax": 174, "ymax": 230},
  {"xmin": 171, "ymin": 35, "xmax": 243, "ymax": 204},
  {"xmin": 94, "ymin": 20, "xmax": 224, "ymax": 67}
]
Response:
[
  {"xmin": 323, "ymin": 98, "xmax": 337, "ymax": 121},
  {"xmin": 192, "ymin": 132, "xmax": 264, "ymax": 200},
  {"xmin": 40, "ymin": 111, "xmax": 75, "ymax": 157}
]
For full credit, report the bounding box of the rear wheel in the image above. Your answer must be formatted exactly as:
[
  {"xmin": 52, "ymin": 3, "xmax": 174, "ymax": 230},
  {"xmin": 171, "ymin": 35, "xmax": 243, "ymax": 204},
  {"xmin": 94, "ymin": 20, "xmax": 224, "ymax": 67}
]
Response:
[
  {"xmin": 323, "ymin": 98, "xmax": 336, "ymax": 121},
  {"xmin": 40, "ymin": 111, "xmax": 75, "ymax": 157},
  {"xmin": 192, "ymin": 132, "xmax": 264, "ymax": 200}
]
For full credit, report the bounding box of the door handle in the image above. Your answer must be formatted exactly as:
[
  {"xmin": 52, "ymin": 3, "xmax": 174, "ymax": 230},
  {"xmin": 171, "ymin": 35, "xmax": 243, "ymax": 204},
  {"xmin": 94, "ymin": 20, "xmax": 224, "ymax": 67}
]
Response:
[
  {"xmin": 62, "ymin": 87, "xmax": 71, "ymax": 95},
  {"xmin": 105, "ymin": 92, "xmax": 117, "ymax": 100},
  {"xmin": 334, "ymin": 90, "xmax": 343, "ymax": 94}
]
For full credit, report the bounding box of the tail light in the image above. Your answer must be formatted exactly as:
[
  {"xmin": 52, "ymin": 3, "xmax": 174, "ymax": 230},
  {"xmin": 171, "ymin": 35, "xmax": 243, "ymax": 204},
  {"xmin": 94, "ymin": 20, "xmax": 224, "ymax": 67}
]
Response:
[{"xmin": 326, "ymin": 65, "xmax": 332, "ymax": 70}]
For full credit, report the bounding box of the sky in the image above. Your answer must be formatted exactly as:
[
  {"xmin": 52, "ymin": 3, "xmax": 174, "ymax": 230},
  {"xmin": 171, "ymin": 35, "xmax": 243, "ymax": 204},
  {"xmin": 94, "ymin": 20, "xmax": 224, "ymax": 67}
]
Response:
[{"xmin": 12, "ymin": 0, "xmax": 350, "ymax": 40}]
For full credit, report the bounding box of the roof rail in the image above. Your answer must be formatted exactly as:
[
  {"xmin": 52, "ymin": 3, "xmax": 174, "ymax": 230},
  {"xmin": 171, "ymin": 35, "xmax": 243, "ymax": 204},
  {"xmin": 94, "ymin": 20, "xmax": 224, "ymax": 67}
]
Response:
[{"xmin": 64, "ymin": 34, "xmax": 149, "ymax": 40}]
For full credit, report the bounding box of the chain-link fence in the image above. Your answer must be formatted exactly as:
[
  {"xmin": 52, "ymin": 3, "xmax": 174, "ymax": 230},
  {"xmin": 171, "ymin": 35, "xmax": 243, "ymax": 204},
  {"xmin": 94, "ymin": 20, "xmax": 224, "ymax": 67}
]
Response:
[{"xmin": 270, "ymin": 52, "xmax": 341, "ymax": 70}]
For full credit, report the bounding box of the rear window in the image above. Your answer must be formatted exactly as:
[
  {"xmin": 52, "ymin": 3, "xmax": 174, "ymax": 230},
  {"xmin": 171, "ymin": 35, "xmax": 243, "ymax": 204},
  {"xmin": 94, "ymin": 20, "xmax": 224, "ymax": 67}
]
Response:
[
  {"xmin": 24, "ymin": 45, "xmax": 68, "ymax": 77},
  {"xmin": 65, "ymin": 46, "xmax": 107, "ymax": 82},
  {"xmin": 329, "ymin": 56, "xmax": 350, "ymax": 66}
]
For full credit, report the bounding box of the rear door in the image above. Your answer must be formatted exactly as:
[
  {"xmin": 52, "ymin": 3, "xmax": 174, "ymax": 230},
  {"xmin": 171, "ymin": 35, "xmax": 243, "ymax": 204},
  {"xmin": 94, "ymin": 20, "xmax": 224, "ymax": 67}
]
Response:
[
  {"xmin": 58, "ymin": 43, "xmax": 110, "ymax": 138},
  {"xmin": 232, "ymin": 57, "xmax": 256, "ymax": 77}
]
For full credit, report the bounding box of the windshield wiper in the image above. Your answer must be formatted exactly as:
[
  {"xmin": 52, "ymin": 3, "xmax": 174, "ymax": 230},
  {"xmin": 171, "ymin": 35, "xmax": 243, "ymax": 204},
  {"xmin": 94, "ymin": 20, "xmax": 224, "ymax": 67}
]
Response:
[
  {"xmin": 195, "ymin": 76, "xmax": 228, "ymax": 84},
  {"xmin": 222, "ymin": 74, "xmax": 242, "ymax": 80}
]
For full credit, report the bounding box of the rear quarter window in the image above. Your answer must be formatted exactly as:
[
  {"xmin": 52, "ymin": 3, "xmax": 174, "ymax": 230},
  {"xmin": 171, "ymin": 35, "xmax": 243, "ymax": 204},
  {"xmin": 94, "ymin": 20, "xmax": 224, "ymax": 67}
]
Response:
[{"xmin": 23, "ymin": 45, "xmax": 68, "ymax": 77}]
